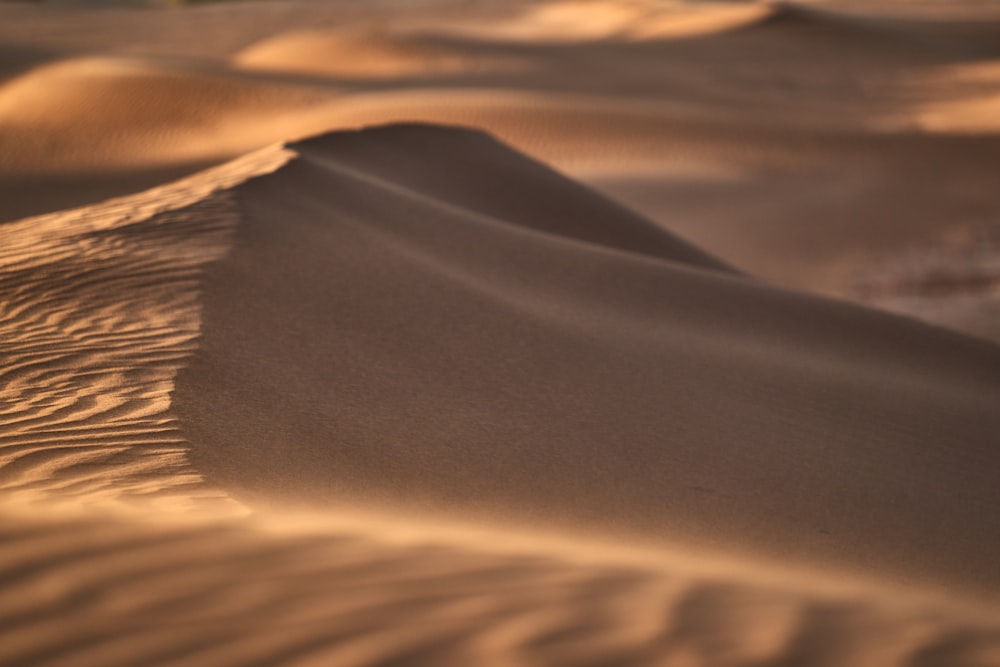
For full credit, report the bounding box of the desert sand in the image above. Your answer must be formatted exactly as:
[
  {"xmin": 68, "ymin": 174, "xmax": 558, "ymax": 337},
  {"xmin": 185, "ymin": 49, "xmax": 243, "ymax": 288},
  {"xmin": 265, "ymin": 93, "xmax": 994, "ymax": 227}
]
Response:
[{"xmin": 1, "ymin": 1, "xmax": 999, "ymax": 666}]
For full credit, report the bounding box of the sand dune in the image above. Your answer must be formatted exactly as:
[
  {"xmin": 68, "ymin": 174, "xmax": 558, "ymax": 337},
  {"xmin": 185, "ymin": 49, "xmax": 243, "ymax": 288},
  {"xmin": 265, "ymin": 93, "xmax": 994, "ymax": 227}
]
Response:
[
  {"xmin": 3, "ymin": 1, "xmax": 1000, "ymax": 665},
  {"xmin": 2, "ymin": 122, "xmax": 998, "ymax": 666},
  {"xmin": 717, "ymin": 3, "xmax": 1000, "ymax": 62},
  {"xmin": 0, "ymin": 145, "xmax": 288, "ymax": 515},
  {"xmin": 173, "ymin": 124, "xmax": 1000, "ymax": 602}
]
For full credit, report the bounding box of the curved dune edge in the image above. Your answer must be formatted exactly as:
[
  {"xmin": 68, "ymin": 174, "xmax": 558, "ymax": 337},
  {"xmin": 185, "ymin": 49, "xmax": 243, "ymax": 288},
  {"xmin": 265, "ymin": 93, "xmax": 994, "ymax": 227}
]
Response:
[
  {"xmin": 0, "ymin": 56, "xmax": 333, "ymax": 174},
  {"xmin": 0, "ymin": 123, "xmax": 998, "ymax": 666},
  {"xmin": 405, "ymin": 0, "xmax": 1000, "ymax": 45},
  {"xmin": 232, "ymin": 29, "xmax": 519, "ymax": 79},
  {"xmin": 0, "ymin": 143, "xmax": 291, "ymax": 515},
  {"xmin": 380, "ymin": 1, "xmax": 777, "ymax": 43}
]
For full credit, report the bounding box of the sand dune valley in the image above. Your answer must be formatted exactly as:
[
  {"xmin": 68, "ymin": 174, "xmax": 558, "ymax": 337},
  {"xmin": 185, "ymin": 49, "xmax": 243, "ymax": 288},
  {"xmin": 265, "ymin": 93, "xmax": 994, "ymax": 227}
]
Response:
[{"xmin": 2, "ymin": 0, "xmax": 1000, "ymax": 665}]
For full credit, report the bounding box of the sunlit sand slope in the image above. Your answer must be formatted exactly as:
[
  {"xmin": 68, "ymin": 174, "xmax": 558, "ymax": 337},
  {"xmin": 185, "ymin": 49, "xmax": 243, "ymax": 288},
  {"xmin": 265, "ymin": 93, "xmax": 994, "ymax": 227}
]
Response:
[{"xmin": 0, "ymin": 146, "xmax": 289, "ymax": 514}]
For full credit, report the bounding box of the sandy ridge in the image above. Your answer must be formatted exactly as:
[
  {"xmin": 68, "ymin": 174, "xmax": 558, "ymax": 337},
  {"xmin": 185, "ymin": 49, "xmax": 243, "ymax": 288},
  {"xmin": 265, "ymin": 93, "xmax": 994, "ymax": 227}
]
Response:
[
  {"xmin": 0, "ymin": 121, "xmax": 997, "ymax": 666},
  {"xmin": 0, "ymin": 145, "xmax": 290, "ymax": 514}
]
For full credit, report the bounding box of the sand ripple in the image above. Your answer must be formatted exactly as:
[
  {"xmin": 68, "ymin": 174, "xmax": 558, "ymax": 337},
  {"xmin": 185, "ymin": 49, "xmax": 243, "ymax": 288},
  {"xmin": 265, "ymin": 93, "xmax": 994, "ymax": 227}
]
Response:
[
  {"xmin": 0, "ymin": 511, "xmax": 997, "ymax": 667},
  {"xmin": 0, "ymin": 148, "xmax": 288, "ymax": 514}
]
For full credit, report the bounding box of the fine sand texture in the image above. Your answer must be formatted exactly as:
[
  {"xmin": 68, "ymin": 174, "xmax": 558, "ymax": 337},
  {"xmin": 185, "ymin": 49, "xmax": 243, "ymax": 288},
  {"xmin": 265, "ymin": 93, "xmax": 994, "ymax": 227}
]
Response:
[{"xmin": 2, "ymin": 1, "xmax": 1000, "ymax": 666}]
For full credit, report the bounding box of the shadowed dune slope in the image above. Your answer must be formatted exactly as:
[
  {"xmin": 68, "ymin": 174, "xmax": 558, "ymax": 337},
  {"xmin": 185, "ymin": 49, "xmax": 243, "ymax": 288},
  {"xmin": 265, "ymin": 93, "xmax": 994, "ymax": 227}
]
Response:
[
  {"xmin": 173, "ymin": 124, "xmax": 1000, "ymax": 603},
  {"xmin": 281, "ymin": 125, "xmax": 733, "ymax": 272}
]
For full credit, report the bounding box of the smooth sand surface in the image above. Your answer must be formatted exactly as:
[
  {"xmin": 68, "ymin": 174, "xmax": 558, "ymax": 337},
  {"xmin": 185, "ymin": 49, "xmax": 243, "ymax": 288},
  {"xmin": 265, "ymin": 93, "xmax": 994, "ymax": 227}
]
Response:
[{"xmin": 2, "ymin": 1, "xmax": 1000, "ymax": 666}]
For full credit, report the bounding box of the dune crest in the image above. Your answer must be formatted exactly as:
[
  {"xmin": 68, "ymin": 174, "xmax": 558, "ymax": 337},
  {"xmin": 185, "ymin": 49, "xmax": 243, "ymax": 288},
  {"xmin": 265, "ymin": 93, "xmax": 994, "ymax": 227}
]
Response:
[
  {"xmin": 0, "ymin": 57, "xmax": 330, "ymax": 174},
  {"xmin": 171, "ymin": 124, "xmax": 1000, "ymax": 605},
  {"xmin": 0, "ymin": 144, "xmax": 289, "ymax": 515}
]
